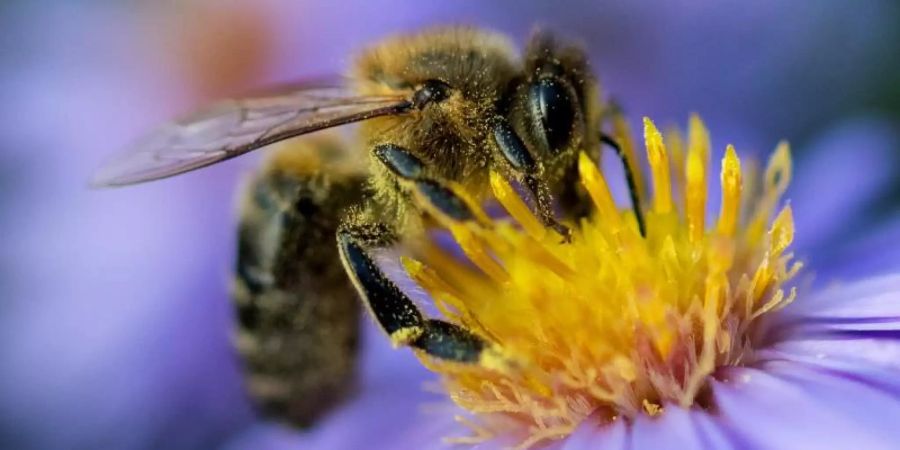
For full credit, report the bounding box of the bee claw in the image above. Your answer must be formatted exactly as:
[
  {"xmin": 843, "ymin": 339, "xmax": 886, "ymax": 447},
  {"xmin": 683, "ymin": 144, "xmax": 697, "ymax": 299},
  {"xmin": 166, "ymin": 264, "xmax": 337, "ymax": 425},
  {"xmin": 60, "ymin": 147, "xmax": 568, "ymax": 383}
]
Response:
[{"xmin": 548, "ymin": 220, "xmax": 572, "ymax": 243}]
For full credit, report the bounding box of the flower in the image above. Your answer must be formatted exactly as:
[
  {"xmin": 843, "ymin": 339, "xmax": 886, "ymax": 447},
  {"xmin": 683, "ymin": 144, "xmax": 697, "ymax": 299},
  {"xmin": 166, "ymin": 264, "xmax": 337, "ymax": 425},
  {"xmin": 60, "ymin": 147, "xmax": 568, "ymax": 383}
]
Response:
[
  {"xmin": 4, "ymin": 2, "xmax": 900, "ymax": 449},
  {"xmin": 248, "ymin": 115, "xmax": 900, "ymax": 450},
  {"xmin": 391, "ymin": 115, "xmax": 798, "ymax": 448}
]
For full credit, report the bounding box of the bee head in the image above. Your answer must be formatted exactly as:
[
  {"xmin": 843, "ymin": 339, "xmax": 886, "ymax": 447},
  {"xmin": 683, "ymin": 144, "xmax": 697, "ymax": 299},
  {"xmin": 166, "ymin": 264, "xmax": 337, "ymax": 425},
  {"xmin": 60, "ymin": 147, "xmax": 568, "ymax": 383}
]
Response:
[{"xmin": 508, "ymin": 31, "xmax": 599, "ymax": 171}]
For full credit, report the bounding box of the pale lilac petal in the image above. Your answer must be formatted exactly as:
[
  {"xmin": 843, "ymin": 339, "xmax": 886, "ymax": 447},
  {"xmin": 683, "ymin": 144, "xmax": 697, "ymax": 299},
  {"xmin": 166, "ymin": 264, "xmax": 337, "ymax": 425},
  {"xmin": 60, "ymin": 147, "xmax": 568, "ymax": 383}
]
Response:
[
  {"xmin": 790, "ymin": 117, "xmax": 900, "ymax": 254},
  {"xmin": 398, "ymin": 409, "xmax": 495, "ymax": 450},
  {"xmin": 358, "ymin": 320, "xmax": 434, "ymax": 389},
  {"xmin": 300, "ymin": 381, "xmax": 440, "ymax": 450},
  {"xmin": 712, "ymin": 366, "xmax": 898, "ymax": 450},
  {"xmin": 816, "ymin": 213, "xmax": 900, "ymax": 281},
  {"xmin": 628, "ymin": 407, "xmax": 738, "ymax": 450},
  {"xmin": 562, "ymin": 419, "xmax": 629, "ymax": 450},
  {"xmin": 758, "ymin": 343, "xmax": 900, "ymax": 395},
  {"xmin": 752, "ymin": 274, "xmax": 900, "ymax": 411},
  {"xmin": 556, "ymin": 407, "xmax": 738, "ymax": 450},
  {"xmin": 221, "ymin": 423, "xmax": 303, "ymax": 450},
  {"xmin": 775, "ymin": 273, "xmax": 900, "ymax": 331},
  {"xmin": 763, "ymin": 359, "xmax": 900, "ymax": 432}
]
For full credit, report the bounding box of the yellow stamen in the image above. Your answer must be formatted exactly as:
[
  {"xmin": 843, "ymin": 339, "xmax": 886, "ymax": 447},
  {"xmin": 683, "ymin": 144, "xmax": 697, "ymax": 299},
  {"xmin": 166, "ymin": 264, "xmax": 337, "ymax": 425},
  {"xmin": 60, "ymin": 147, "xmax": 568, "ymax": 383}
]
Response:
[
  {"xmin": 665, "ymin": 127, "xmax": 686, "ymax": 205},
  {"xmin": 578, "ymin": 152, "xmax": 623, "ymax": 231},
  {"xmin": 747, "ymin": 141, "xmax": 793, "ymax": 245},
  {"xmin": 717, "ymin": 145, "xmax": 742, "ymax": 236},
  {"xmin": 489, "ymin": 171, "xmax": 546, "ymax": 240},
  {"xmin": 685, "ymin": 113, "xmax": 711, "ymax": 243},
  {"xmin": 644, "ymin": 118, "xmax": 673, "ymax": 214},
  {"xmin": 685, "ymin": 143, "xmax": 707, "ymax": 242},
  {"xmin": 688, "ymin": 113, "xmax": 711, "ymax": 167},
  {"xmin": 449, "ymin": 224, "xmax": 508, "ymax": 283}
]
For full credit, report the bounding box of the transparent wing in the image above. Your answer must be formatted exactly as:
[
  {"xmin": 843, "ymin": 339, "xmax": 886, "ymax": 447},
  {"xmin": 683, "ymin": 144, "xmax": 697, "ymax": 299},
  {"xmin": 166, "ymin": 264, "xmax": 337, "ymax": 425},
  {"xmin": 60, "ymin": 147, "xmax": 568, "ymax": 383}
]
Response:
[{"xmin": 92, "ymin": 84, "xmax": 411, "ymax": 187}]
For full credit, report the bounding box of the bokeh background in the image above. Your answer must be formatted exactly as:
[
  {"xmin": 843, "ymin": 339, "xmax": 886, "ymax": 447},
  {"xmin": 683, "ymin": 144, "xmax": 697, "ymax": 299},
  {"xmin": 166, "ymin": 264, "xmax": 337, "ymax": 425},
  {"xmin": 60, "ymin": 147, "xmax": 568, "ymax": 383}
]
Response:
[{"xmin": 1, "ymin": 1, "xmax": 899, "ymax": 449}]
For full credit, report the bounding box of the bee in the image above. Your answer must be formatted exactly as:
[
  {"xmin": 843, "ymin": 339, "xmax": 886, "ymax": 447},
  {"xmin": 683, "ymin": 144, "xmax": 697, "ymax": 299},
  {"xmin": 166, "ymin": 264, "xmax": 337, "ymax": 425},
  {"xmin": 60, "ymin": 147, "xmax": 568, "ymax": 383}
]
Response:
[{"xmin": 93, "ymin": 27, "xmax": 643, "ymax": 426}]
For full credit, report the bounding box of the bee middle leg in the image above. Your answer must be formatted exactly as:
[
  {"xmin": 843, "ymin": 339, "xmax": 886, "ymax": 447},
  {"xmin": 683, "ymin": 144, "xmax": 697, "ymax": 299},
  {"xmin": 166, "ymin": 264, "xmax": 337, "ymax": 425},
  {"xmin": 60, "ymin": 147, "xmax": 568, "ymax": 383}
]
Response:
[
  {"xmin": 336, "ymin": 219, "xmax": 488, "ymax": 363},
  {"xmin": 337, "ymin": 143, "xmax": 490, "ymax": 363}
]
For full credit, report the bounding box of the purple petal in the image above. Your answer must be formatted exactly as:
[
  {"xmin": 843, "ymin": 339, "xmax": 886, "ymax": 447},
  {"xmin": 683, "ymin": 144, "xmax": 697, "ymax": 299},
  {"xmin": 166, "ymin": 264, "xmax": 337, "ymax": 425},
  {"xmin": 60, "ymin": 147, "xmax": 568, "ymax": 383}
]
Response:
[
  {"xmin": 221, "ymin": 423, "xmax": 304, "ymax": 450},
  {"xmin": 758, "ymin": 274, "xmax": 900, "ymax": 396},
  {"xmin": 758, "ymin": 343, "xmax": 900, "ymax": 395},
  {"xmin": 790, "ymin": 117, "xmax": 900, "ymax": 255},
  {"xmin": 628, "ymin": 407, "xmax": 738, "ymax": 450},
  {"xmin": 775, "ymin": 273, "xmax": 900, "ymax": 333},
  {"xmin": 301, "ymin": 382, "xmax": 440, "ymax": 449},
  {"xmin": 816, "ymin": 213, "xmax": 900, "ymax": 281},
  {"xmin": 712, "ymin": 366, "xmax": 899, "ymax": 449},
  {"xmin": 562, "ymin": 418, "xmax": 629, "ymax": 450},
  {"xmin": 558, "ymin": 405, "xmax": 738, "ymax": 450}
]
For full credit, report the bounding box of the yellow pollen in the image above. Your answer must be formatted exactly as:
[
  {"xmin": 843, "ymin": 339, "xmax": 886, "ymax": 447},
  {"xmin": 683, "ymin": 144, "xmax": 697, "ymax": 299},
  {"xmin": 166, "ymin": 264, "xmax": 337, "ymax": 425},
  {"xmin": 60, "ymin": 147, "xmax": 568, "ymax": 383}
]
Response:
[{"xmin": 402, "ymin": 116, "xmax": 799, "ymax": 448}]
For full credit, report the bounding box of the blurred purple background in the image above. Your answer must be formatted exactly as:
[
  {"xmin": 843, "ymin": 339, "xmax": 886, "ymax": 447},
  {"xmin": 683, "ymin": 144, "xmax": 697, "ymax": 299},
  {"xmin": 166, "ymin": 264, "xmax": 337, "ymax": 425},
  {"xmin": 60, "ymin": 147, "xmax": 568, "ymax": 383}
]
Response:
[{"xmin": 1, "ymin": 1, "xmax": 899, "ymax": 449}]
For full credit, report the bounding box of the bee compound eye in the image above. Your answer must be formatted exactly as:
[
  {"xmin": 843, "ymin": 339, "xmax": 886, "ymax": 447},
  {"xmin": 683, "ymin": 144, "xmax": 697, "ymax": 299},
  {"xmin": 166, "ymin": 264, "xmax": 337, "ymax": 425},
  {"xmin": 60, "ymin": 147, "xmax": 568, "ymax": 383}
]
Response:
[{"xmin": 529, "ymin": 77, "xmax": 576, "ymax": 153}]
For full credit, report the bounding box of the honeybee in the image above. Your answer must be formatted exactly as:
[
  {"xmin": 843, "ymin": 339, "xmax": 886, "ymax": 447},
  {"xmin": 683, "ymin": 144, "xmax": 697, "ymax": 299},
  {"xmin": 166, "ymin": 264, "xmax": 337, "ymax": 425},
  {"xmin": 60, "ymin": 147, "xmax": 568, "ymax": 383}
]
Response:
[{"xmin": 94, "ymin": 27, "xmax": 642, "ymax": 426}]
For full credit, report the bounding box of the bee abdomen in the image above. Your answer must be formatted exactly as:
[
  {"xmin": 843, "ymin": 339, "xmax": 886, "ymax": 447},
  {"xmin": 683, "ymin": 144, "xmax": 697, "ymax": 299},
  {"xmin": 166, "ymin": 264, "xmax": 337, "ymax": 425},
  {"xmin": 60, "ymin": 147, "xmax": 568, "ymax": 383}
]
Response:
[{"xmin": 232, "ymin": 141, "xmax": 366, "ymax": 427}]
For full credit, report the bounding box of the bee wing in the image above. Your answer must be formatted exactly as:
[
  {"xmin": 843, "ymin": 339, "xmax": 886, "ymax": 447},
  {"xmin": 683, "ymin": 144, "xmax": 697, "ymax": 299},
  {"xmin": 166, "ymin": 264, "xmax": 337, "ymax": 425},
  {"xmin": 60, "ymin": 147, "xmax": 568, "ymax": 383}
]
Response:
[{"xmin": 92, "ymin": 85, "xmax": 411, "ymax": 187}]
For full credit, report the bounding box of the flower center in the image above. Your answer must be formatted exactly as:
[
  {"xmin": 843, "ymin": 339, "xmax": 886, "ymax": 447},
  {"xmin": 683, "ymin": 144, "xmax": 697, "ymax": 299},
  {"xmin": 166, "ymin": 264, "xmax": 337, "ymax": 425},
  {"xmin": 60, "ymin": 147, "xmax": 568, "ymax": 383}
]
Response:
[{"xmin": 400, "ymin": 115, "xmax": 800, "ymax": 447}]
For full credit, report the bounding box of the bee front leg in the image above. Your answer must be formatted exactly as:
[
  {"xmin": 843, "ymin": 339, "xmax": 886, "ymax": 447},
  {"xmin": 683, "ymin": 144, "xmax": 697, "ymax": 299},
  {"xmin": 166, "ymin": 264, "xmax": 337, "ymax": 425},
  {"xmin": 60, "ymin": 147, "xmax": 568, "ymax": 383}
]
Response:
[
  {"xmin": 336, "ymin": 222, "xmax": 487, "ymax": 363},
  {"xmin": 493, "ymin": 120, "xmax": 572, "ymax": 242},
  {"xmin": 374, "ymin": 143, "xmax": 485, "ymax": 224}
]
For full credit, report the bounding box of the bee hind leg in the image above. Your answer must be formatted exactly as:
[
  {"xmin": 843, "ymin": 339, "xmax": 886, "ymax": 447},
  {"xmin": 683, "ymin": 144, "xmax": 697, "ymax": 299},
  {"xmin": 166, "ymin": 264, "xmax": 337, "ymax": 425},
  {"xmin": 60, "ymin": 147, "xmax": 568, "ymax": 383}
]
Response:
[
  {"xmin": 599, "ymin": 102, "xmax": 646, "ymax": 237},
  {"xmin": 599, "ymin": 132, "xmax": 646, "ymax": 237}
]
